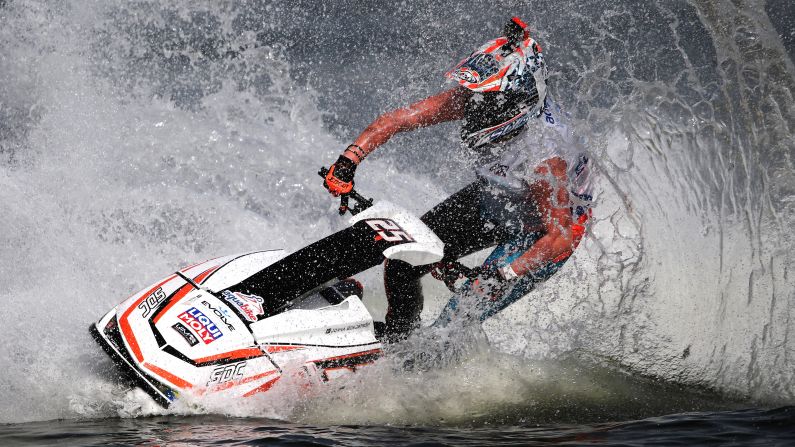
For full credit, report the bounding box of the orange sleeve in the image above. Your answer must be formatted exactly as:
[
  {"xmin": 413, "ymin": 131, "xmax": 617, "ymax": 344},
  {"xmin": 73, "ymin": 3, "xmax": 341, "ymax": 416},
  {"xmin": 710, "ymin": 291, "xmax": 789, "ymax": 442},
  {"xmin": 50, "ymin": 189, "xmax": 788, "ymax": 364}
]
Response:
[
  {"xmin": 509, "ymin": 158, "xmax": 576, "ymax": 276},
  {"xmin": 343, "ymin": 87, "xmax": 471, "ymax": 163}
]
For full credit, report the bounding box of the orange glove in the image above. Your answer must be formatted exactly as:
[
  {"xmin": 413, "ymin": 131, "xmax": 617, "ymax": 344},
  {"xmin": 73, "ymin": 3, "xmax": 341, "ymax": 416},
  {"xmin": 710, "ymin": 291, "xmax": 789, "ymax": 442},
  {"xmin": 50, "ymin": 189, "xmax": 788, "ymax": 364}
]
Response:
[{"xmin": 323, "ymin": 155, "xmax": 357, "ymax": 197}]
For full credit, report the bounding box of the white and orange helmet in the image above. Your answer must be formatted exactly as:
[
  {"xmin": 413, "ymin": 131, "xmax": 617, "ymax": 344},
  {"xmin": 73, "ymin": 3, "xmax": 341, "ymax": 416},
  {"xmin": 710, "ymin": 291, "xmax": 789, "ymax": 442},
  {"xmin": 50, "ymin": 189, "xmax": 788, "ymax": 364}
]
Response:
[{"xmin": 446, "ymin": 17, "xmax": 548, "ymax": 148}]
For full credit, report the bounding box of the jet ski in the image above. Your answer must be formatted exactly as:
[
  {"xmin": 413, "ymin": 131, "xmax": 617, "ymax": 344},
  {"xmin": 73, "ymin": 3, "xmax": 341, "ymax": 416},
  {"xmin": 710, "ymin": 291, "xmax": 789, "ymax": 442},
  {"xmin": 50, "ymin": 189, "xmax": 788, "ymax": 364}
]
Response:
[{"xmin": 90, "ymin": 171, "xmax": 445, "ymax": 408}]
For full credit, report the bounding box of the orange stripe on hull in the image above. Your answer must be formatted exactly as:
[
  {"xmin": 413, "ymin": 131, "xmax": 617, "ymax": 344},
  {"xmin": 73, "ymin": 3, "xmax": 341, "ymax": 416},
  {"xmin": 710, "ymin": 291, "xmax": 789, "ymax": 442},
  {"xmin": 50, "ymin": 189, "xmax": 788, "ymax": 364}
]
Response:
[
  {"xmin": 311, "ymin": 348, "xmax": 382, "ymax": 364},
  {"xmin": 242, "ymin": 376, "xmax": 281, "ymax": 397},
  {"xmin": 193, "ymin": 265, "xmax": 221, "ymax": 284},
  {"xmin": 265, "ymin": 345, "xmax": 305, "ymax": 353},
  {"xmin": 144, "ymin": 362, "xmax": 193, "ymax": 390},
  {"xmin": 179, "ymin": 256, "xmax": 223, "ymax": 275},
  {"xmin": 152, "ymin": 282, "xmax": 193, "ymax": 324},
  {"xmin": 151, "ymin": 265, "xmax": 218, "ymax": 325},
  {"xmin": 194, "ymin": 347, "xmax": 264, "ymax": 364}
]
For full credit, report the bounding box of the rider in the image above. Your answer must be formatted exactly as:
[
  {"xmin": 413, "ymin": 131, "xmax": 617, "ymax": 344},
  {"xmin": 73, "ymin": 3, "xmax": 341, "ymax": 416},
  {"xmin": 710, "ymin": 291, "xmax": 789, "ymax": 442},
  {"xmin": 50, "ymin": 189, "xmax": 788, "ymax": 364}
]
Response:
[{"xmin": 323, "ymin": 17, "xmax": 593, "ymax": 340}]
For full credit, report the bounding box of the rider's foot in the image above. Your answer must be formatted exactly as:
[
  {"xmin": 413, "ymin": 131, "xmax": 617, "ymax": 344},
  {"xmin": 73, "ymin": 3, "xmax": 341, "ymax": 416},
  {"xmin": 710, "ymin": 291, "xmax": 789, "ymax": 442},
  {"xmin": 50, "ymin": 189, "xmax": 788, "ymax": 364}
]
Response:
[{"xmin": 373, "ymin": 320, "xmax": 417, "ymax": 344}]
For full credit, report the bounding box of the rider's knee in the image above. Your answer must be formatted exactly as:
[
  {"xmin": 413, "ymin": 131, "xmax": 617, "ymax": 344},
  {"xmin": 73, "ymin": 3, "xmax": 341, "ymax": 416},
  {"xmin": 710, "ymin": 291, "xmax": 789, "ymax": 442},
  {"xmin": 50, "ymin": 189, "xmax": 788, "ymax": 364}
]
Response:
[{"xmin": 384, "ymin": 258, "xmax": 421, "ymax": 282}]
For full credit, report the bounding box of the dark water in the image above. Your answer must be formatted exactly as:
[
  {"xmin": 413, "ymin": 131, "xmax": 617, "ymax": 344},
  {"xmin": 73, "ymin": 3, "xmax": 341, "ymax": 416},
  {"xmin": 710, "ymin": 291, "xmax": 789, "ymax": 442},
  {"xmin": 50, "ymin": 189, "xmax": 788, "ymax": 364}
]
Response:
[{"xmin": 2, "ymin": 407, "xmax": 795, "ymax": 446}]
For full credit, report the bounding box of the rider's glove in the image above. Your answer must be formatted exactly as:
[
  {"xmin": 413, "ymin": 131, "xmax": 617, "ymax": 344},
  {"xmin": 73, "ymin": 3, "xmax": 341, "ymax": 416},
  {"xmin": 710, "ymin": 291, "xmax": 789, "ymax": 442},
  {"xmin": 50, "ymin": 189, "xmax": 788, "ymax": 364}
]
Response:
[{"xmin": 323, "ymin": 155, "xmax": 357, "ymax": 197}]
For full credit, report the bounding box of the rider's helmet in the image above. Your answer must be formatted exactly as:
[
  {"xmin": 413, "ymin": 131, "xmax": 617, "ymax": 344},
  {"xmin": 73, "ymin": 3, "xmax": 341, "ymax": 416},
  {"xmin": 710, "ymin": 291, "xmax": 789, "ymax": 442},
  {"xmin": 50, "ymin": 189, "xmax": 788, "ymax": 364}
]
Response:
[{"xmin": 445, "ymin": 17, "xmax": 548, "ymax": 149}]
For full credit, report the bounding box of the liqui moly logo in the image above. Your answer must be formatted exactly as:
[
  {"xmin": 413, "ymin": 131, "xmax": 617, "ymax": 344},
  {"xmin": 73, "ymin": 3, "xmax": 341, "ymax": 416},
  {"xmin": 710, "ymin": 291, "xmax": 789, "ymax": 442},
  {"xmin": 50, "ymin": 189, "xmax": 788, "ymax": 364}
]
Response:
[
  {"xmin": 177, "ymin": 307, "xmax": 223, "ymax": 344},
  {"xmin": 221, "ymin": 290, "xmax": 264, "ymax": 323}
]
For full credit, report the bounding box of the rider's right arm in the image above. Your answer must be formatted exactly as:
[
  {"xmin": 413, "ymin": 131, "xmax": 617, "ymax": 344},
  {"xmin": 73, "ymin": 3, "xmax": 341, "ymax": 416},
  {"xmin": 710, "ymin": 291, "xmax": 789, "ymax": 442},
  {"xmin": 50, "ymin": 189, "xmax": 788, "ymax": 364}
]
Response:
[
  {"xmin": 341, "ymin": 87, "xmax": 471, "ymax": 164},
  {"xmin": 509, "ymin": 158, "xmax": 575, "ymax": 276}
]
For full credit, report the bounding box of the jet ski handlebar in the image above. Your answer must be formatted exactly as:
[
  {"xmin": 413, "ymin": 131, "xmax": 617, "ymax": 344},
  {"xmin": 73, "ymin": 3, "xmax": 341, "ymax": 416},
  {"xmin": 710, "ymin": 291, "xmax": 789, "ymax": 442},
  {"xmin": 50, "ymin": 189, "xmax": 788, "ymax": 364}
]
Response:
[{"xmin": 318, "ymin": 167, "xmax": 374, "ymax": 216}]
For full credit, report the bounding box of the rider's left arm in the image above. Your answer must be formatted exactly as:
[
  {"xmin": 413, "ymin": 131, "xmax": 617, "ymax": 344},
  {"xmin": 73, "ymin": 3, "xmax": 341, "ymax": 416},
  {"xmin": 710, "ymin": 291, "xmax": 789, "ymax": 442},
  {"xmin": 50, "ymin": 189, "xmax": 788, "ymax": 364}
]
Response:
[{"xmin": 507, "ymin": 157, "xmax": 575, "ymax": 277}]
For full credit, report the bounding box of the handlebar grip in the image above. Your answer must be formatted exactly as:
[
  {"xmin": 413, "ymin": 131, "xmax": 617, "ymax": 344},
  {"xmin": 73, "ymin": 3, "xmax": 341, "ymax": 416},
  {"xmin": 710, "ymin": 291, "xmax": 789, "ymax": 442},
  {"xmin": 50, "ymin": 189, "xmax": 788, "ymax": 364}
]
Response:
[
  {"xmin": 319, "ymin": 166, "xmax": 373, "ymax": 216},
  {"xmin": 348, "ymin": 191, "xmax": 373, "ymax": 208},
  {"xmin": 339, "ymin": 195, "xmax": 349, "ymax": 215}
]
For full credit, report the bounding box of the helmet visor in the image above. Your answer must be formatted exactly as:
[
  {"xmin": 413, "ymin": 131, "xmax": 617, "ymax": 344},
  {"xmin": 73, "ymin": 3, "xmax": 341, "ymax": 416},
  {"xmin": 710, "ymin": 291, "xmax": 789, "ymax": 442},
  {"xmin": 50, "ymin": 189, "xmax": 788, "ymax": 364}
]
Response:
[{"xmin": 446, "ymin": 51, "xmax": 502, "ymax": 88}]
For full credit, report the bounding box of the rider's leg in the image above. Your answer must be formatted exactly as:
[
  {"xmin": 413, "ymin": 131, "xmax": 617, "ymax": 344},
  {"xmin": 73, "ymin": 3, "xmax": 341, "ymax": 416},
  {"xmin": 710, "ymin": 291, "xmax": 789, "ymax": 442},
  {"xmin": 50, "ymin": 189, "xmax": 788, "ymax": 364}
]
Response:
[
  {"xmin": 436, "ymin": 202, "xmax": 592, "ymax": 325},
  {"xmin": 432, "ymin": 231, "xmax": 535, "ymax": 326},
  {"xmin": 476, "ymin": 250, "xmax": 570, "ymax": 322},
  {"xmin": 383, "ymin": 181, "xmax": 507, "ymax": 338},
  {"xmin": 382, "ymin": 259, "xmax": 428, "ymax": 337}
]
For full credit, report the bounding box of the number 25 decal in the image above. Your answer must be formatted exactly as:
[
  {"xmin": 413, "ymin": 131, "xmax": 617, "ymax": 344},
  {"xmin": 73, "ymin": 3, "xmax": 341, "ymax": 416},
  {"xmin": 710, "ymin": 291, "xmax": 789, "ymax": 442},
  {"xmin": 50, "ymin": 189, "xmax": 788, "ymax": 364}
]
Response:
[{"xmin": 365, "ymin": 219, "xmax": 415, "ymax": 243}]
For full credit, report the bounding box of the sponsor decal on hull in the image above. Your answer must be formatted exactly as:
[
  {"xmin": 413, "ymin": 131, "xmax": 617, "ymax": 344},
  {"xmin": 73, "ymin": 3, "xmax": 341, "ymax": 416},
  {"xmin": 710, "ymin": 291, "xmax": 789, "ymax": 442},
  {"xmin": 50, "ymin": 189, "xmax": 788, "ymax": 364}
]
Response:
[
  {"xmin": 365, "ymin": 219, "xmax": 414, "ymax": 242},
  {"xmin": 201, "ymin": 300, "xmax": 236, "ymax": 332},
  {"xmin": 137, "ymin": 287, "xmax": 167, "ymax": 318},
  {"xmin": 172, "ymin": 322, "xmax": 199, "ymax": 346},
  {"xmin": 325, "ymin": 321, "xmax": 370, "ymax": 334},
  {"xmin": 221, "ymin": 290, "xmax": 264, "ymax": 323},
  {"xmin": 207, "ymin": 361, "xmax": 246, "ymax": 386},
  {"xmin": 177, "ymin": 307, "xmax": 223, "ymax": 344}
]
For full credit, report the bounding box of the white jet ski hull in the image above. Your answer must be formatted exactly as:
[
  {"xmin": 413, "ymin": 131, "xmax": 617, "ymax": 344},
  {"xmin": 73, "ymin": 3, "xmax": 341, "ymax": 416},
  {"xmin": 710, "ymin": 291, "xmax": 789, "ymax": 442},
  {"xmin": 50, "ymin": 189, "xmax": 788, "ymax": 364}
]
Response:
[{"xmin": 91, "ymin": 201, "xmax": 443, "ymax": 407}]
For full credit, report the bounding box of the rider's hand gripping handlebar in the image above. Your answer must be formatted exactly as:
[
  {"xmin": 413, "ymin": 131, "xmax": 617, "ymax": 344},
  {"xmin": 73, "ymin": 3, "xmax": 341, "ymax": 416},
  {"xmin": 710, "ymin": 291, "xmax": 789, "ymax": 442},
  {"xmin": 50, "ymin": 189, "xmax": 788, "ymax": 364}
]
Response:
[{"xmin": 318, "ymin": 167, "xmax": 374, "ymax": 216}]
